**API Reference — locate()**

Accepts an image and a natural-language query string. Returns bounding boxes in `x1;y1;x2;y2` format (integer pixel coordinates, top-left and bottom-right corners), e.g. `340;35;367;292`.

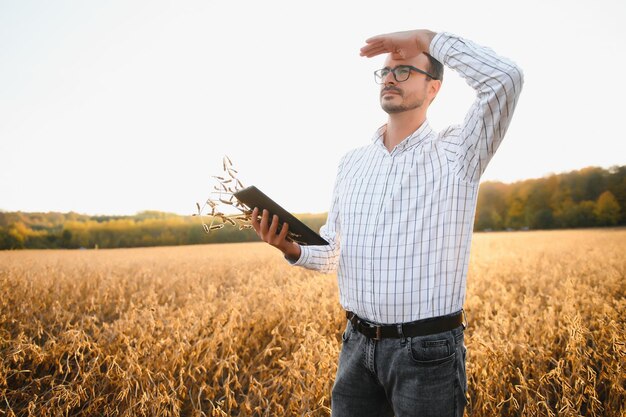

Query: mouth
381;88;402;98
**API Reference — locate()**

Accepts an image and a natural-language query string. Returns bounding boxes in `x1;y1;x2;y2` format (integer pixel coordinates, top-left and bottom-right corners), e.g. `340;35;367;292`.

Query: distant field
1;229;625;416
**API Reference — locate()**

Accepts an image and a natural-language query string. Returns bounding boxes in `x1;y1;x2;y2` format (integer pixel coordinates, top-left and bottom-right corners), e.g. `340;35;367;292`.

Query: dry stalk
1;229;625;415
193;155;305;243
193;156;252;234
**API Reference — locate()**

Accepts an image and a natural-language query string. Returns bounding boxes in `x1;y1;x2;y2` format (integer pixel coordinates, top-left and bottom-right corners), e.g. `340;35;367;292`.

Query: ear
428;79;442;103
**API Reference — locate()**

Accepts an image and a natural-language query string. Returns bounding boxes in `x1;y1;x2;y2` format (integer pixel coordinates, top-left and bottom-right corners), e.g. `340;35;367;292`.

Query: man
251;29;523;417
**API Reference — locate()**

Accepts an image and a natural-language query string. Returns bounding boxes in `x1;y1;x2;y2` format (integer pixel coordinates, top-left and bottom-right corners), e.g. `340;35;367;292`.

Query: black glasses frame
374;65;438;84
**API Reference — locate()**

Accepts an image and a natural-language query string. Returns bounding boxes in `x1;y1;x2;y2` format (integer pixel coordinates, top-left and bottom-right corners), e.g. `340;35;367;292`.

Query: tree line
475;165;624;231
0;166;623;250
0;210;327;250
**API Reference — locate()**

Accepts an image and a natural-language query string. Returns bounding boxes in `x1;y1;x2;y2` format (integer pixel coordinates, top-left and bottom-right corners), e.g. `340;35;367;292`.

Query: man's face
379;53;434;114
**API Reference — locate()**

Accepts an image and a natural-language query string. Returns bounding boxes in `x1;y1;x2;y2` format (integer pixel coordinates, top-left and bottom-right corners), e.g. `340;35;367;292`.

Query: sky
1;0;625;216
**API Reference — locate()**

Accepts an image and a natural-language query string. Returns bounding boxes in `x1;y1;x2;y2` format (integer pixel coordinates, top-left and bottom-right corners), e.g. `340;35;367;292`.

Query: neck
383;110;427;152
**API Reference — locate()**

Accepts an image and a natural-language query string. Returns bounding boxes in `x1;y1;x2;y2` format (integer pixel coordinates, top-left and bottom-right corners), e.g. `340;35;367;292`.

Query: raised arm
361;29;524;183
431;32;524;182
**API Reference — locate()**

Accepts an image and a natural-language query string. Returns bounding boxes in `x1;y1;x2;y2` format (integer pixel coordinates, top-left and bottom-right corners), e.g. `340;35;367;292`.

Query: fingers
360;47;388;58
268;214;287;247
360;30;426;59
250;207;269;237
278;221;289;242
268;214;279;237
251;207;260;233
360;40;388;57
363;34;387;46
260;208;270;234
250;207;287;248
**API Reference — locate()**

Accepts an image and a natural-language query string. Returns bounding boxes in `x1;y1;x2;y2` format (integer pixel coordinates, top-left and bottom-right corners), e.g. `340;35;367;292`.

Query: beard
380;87;425;114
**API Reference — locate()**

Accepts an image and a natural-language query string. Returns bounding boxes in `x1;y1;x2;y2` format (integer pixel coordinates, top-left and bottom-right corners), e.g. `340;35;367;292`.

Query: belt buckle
372;325;382;341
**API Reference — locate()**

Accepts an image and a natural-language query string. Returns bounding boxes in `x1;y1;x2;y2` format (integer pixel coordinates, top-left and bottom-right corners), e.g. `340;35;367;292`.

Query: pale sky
1;0;625;216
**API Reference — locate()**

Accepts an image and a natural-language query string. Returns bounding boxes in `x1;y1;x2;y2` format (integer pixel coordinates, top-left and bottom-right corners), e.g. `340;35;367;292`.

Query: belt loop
397;323;404;338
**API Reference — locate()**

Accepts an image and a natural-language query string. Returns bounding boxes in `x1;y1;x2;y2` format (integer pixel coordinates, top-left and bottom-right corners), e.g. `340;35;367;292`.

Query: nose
382;70;396;85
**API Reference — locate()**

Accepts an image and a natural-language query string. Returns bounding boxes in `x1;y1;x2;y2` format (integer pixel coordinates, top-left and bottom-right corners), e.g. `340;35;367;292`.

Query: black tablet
233;185;329;246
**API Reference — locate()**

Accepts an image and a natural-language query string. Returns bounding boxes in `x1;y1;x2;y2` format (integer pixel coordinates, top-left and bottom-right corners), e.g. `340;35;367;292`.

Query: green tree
524;180;555;229
505;198;526;229
529;209;554;229
61;229;73;248
476;182;507;230
594;191;621;226
573;201;597;227
7;222;27;249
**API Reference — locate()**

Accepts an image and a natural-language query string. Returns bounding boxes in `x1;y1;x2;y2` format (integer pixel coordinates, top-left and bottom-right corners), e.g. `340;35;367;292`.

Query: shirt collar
371;120;434;154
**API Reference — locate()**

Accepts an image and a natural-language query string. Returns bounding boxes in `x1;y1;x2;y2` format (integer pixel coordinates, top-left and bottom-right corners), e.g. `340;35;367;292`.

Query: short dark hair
425;53;444;82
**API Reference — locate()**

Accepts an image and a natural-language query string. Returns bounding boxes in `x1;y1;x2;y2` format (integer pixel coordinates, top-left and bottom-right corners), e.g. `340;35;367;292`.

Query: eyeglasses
374;65;438;84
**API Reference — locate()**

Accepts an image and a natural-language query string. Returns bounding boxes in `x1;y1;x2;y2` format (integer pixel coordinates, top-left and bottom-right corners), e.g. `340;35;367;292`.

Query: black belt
346;310;465;340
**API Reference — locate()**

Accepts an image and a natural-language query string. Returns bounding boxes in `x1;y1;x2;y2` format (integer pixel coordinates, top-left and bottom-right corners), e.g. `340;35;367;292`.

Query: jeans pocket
457;344;469;405
407;336;455;366
341;320;354;343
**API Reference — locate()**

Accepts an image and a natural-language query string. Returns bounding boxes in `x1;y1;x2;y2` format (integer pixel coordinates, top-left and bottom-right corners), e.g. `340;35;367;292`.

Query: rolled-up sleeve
284;154;345;273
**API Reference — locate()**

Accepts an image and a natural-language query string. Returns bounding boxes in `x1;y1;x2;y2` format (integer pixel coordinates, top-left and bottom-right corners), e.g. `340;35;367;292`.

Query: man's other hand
360;29;436;60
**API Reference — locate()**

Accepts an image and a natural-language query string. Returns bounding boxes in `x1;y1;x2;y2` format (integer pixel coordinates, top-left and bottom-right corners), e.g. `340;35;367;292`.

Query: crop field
1;228;625;416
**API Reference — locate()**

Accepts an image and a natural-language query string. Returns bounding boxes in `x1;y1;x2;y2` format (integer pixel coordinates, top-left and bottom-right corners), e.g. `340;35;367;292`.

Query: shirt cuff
429;31;459;66
284;244;310;266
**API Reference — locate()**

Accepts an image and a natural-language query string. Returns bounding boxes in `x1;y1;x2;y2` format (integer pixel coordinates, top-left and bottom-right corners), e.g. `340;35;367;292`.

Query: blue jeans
331;316;468;417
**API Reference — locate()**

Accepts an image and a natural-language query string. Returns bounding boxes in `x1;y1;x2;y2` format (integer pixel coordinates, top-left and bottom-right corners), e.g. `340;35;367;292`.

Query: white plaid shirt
288;31;524;324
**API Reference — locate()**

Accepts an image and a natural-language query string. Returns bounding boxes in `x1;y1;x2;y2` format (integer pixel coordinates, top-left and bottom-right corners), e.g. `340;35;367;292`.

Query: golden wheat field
1;228;625;417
